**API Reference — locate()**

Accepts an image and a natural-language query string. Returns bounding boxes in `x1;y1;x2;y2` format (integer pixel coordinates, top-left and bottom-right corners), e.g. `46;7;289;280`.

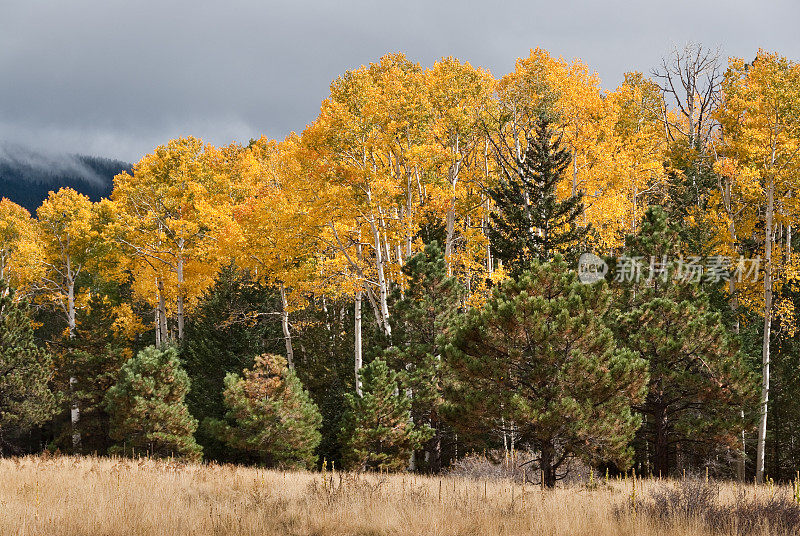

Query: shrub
620;477;800;535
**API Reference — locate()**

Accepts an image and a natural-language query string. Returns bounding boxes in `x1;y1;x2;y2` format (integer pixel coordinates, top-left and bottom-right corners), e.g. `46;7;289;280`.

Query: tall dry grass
0;455;792;535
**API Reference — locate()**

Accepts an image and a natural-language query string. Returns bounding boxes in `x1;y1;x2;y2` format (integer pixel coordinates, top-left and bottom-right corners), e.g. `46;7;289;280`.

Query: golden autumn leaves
0;48;797;355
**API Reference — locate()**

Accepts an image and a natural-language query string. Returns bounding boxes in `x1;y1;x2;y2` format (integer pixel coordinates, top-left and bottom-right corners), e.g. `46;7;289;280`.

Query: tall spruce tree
339;358;433;472
444;257;648;487
206;354;322;469
105;346;202;461
488;116;588;273
0;281;57;453
385;241;461;472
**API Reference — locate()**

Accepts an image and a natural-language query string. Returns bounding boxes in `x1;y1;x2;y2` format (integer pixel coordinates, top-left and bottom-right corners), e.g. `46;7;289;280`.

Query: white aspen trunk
739;409;746;482
413;165;426;205
572;148;578;196
445;206;456;275
70;376;80;450
756;175;775;484
280;283;294;369
66;261;76;338
370;216;391;338
393;207;403;266
501;415;509;456
484;200;492;274
157;277;168;345
176;250;185;341
153;275;162;346
354;233;364;396
444;136;460;275
65;256;81;451
0;256;11;297
408;386;416;471
352;227;387;334
354;288;363;396
154;306;161;347
406;172;413;258
364;174;391;337
484;141;493;274
67;285;76;335
382;219;392;272
322;295;334;360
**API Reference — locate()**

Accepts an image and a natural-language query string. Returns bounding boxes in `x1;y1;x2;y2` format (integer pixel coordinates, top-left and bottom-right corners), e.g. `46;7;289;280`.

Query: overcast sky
1;1;798;163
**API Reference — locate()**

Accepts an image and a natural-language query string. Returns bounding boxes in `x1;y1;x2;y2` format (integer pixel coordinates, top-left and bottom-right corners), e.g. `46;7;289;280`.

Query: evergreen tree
51;292;130;454
385;241;461;471
444;257;647;487
339;358;432;472
615;294;756;477
291;295;357;469
181;266;283;461
0;281;57;453
610;206;758;476
488;116;589;272
105;345;201;461
207;354;322;469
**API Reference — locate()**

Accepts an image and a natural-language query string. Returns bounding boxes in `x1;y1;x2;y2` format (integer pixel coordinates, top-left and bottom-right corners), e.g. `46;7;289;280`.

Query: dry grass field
0;455;797;536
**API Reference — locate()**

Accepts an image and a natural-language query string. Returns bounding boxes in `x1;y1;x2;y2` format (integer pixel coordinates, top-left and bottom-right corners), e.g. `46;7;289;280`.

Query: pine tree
340;359;433;472
105;346;201;461
610;206;757;476
488;116;589;273
206;354;322;469
614;293;757;477
0;281;56;453
385;241;461;471
181;267;284;462
50;291;131;454
444;257;647;487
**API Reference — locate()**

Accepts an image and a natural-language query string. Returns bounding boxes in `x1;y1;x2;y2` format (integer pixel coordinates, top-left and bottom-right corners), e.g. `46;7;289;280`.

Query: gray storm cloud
1;0;798;162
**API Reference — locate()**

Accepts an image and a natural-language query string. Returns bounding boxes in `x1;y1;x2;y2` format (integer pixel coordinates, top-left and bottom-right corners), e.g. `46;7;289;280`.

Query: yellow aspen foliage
35;188;103;336
0;198;43;292
109;137;236;342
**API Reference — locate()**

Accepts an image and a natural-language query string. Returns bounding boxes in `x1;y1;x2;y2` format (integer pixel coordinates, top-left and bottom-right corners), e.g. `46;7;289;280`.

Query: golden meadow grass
0;455;792;535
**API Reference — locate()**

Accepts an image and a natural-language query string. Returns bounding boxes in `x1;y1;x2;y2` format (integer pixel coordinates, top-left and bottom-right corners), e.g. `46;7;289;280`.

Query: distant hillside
0;145;130;213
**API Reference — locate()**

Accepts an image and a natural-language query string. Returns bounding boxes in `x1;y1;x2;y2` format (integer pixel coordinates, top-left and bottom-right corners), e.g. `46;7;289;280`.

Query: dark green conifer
385;241;461;471
444;257;647;487
207;354;321;469
0;281;57;452
340;359;432;472
488;116;588;272
105;345;201;461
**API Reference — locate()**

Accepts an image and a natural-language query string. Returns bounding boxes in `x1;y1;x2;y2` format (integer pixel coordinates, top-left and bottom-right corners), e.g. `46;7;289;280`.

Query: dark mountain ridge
0;145;130;213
